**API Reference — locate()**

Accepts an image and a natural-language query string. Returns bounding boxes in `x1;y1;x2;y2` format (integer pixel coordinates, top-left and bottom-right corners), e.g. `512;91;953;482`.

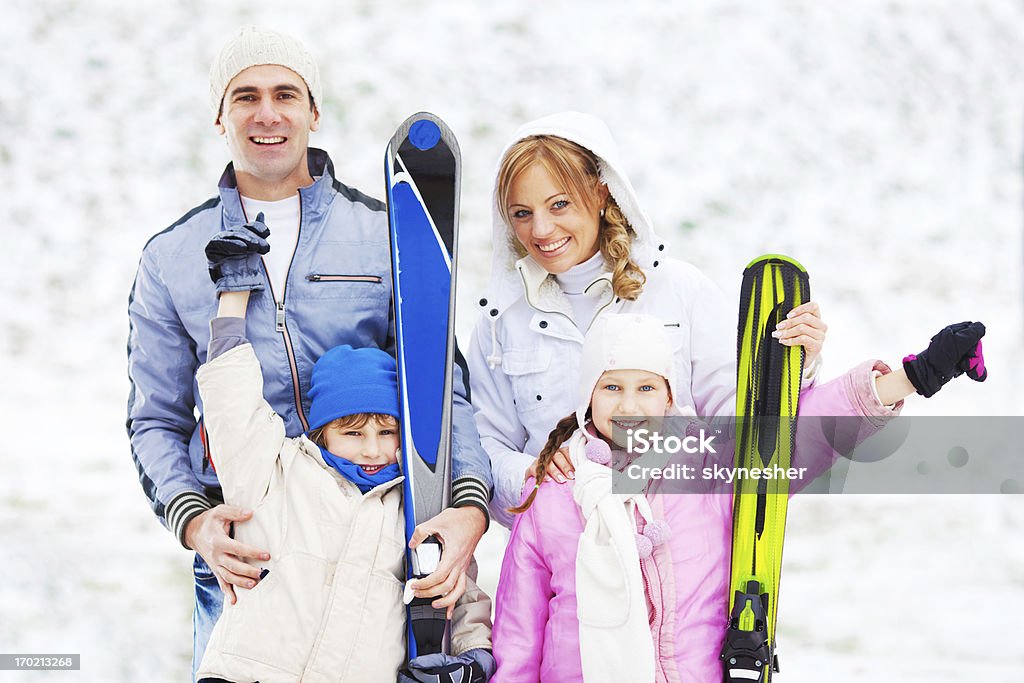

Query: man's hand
184;504;270;605
407;506;487;618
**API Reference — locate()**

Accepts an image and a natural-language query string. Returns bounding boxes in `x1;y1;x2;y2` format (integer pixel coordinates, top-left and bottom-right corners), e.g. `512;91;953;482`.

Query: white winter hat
209;25;322;121
575;313;678;431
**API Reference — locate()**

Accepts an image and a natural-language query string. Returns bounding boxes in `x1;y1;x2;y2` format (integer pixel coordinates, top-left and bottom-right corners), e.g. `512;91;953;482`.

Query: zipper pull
276;302;286;332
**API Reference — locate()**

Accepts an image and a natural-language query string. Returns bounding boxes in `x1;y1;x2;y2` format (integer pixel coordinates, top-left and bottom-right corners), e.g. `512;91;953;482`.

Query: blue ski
385;112;460;660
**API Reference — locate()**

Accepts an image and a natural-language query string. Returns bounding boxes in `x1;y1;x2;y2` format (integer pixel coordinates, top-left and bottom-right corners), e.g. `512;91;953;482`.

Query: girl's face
506;163;608;275
323;416;400;474
590;369;672;448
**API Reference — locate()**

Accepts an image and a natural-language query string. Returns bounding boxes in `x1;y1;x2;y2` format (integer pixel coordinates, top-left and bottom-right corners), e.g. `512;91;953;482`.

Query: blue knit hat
307;345;400;431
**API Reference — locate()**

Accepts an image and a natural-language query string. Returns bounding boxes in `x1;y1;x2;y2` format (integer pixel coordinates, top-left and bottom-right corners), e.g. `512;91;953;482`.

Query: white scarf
570;430;657;683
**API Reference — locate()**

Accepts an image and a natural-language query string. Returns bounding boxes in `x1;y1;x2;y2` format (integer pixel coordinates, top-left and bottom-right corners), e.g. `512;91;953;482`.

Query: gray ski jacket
127;149;491;546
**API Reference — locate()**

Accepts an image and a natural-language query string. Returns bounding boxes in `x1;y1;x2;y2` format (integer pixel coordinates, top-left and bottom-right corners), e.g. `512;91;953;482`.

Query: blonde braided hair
508;411;581;514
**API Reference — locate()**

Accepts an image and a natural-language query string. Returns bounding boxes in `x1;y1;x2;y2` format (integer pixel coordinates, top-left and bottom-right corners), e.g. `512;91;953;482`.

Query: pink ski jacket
492;359;901;683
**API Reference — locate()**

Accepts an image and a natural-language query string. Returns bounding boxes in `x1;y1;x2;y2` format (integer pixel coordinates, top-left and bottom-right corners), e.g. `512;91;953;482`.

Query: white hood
486;111;668;312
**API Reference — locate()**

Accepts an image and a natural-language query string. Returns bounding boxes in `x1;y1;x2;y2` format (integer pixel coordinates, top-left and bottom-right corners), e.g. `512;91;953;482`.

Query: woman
467;111;830;527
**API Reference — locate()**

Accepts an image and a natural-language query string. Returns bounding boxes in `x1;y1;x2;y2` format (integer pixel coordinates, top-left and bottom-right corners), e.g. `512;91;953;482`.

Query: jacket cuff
489;450;534;530
452;477;490;531
801;353;822;389
166;490;214;550
207;317;249;360
210;315;247;341
215;269;264;294
849;359;904;424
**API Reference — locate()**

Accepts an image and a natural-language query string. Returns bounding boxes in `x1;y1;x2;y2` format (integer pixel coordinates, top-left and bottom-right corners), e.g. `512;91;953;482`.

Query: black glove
205;212;271;293
398;649;495;683
903;321;987;398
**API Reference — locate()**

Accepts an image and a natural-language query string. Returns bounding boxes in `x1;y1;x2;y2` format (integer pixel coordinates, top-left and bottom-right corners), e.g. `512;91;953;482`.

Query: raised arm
184;214;274;603
790;320;988;492
216;290;250;319
884;321;987;402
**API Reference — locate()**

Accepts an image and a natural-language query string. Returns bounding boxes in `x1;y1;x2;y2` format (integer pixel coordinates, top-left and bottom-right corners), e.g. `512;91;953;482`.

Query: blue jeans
192;554;224;682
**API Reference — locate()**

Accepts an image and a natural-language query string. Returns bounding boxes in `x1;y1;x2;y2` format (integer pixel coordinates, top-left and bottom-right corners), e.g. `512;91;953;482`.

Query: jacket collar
515;256;614;321
516;256;553;305
216;147;336;226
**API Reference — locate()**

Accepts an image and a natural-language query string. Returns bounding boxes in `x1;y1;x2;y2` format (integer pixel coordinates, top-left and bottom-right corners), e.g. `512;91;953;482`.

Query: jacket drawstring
487;314;502;369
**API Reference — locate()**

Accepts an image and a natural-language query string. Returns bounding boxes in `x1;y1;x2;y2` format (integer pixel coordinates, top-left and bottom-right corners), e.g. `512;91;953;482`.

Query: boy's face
323;416;400;473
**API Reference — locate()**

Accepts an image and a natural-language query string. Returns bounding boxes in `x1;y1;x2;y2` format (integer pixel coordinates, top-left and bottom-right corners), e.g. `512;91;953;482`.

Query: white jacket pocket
500;348;554;414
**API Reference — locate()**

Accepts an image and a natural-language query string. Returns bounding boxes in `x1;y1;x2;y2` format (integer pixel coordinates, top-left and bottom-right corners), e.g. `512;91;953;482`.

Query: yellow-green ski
720;255;810;683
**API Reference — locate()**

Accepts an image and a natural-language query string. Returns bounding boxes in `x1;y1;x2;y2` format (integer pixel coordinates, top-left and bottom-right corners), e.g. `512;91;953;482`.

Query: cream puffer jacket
196;343;493;682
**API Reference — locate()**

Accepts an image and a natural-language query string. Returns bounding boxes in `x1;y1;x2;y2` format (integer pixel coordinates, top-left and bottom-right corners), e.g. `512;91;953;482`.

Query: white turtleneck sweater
554;250;613;332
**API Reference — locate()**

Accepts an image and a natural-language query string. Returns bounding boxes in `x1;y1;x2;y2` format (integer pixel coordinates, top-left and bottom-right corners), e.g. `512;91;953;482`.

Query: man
127;26;491;679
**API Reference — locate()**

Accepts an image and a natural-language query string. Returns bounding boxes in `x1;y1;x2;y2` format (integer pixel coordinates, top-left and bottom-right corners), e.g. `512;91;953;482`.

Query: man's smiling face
215;64;319;199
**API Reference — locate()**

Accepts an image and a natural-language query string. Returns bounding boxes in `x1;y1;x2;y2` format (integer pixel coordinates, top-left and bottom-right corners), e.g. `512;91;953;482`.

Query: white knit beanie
209;25;322;121
575;313;679;431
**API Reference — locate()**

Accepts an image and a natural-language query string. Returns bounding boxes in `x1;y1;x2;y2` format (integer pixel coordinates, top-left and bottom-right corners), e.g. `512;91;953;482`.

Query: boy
195;218;494;682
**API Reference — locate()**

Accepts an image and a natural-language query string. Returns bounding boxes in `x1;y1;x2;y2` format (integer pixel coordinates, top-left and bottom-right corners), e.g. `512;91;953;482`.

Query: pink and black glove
205;212;270;293
903;321;987;398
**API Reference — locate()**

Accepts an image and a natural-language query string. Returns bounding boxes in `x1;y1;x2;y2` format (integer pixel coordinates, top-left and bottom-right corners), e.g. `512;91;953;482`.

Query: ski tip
409;119;442;151
387;111;461;158
743;253;807;274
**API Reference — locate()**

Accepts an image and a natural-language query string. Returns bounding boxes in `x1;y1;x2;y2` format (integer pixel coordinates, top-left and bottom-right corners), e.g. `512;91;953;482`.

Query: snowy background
2;0;1023;680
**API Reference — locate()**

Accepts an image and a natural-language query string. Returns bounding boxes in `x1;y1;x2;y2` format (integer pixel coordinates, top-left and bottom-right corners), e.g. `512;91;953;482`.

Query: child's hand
524;446;574;485
903;321;987;397
205;212;271;294
772;301;827;368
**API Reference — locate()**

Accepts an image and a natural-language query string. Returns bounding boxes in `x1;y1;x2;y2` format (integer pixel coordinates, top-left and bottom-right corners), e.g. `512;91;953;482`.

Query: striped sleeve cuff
166;490;214;550
452;476;491;531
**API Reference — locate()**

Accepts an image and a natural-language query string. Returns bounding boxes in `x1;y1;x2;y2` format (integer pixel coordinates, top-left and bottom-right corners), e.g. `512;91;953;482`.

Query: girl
491;313;985;682
195;220;495;682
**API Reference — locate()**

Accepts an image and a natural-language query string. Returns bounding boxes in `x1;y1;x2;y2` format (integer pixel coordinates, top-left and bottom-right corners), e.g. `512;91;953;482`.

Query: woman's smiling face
506;163;607;275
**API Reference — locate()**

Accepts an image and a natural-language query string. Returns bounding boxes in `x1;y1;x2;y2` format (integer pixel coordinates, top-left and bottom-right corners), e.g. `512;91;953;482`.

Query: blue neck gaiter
317;446;401;494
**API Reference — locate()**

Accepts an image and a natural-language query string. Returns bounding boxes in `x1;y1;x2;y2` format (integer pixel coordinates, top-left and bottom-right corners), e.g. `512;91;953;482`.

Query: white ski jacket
468;112;737;528
196;335;492;682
